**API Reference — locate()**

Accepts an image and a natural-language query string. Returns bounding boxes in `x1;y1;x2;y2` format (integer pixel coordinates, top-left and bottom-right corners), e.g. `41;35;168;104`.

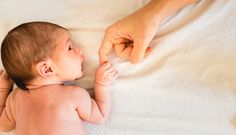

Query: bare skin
99;0;199;64
0;69;13;114
0;30;118;135
0;69;14;131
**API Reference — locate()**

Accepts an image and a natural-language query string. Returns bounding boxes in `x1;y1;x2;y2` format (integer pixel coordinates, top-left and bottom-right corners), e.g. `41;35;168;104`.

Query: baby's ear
35;59;56;78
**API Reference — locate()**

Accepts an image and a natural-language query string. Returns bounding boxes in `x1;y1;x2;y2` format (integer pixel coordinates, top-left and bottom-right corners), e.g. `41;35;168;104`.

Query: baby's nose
81;56;84;62
79;50;82;55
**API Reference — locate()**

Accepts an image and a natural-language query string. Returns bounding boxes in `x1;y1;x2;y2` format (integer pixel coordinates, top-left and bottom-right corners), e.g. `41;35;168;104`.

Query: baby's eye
68;46;72;51
68;44;73;51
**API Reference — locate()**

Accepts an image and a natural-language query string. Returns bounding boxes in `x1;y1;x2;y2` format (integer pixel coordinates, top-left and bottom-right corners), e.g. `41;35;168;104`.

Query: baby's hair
1;21;67;90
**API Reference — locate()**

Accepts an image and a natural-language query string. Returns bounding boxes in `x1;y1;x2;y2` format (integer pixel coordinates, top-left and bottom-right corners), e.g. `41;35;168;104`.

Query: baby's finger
110;69;117;76
113;70;119;78
106;66;114;73
111;67;116;73
101;61;112;70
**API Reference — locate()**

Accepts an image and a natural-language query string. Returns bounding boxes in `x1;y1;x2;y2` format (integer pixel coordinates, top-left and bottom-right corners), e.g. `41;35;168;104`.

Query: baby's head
1;22;84;90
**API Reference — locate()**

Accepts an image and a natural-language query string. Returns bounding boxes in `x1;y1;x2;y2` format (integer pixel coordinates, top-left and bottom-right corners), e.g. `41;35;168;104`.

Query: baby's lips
81;62;84;70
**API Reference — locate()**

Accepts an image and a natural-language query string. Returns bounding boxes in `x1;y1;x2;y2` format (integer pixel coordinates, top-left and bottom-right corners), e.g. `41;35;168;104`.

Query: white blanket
0;0;235;135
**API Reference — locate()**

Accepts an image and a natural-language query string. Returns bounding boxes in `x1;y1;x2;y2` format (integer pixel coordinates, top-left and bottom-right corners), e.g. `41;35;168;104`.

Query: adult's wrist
149;0;198;23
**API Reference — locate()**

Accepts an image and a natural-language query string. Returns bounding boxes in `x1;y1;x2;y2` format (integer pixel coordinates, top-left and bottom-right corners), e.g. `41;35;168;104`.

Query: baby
0;22;118;135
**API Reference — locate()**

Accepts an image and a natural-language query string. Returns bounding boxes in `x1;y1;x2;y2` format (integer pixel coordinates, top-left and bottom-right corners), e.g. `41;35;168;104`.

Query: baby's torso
12;85;85;135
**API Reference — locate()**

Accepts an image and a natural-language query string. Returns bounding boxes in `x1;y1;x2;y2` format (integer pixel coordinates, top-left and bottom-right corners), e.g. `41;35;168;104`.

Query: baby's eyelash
68;45;72;51
68;42;74;51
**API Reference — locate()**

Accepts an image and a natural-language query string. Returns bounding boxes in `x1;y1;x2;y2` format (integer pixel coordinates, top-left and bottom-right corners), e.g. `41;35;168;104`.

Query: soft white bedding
0;0;236;135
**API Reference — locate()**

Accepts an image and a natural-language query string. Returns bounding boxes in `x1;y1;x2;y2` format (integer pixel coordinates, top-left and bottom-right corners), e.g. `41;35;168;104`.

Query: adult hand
99;0;199;64
99;2;158;64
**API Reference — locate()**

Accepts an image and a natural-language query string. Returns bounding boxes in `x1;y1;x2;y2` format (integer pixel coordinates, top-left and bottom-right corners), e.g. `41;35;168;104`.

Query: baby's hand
0;69;13;90
95;62;118;86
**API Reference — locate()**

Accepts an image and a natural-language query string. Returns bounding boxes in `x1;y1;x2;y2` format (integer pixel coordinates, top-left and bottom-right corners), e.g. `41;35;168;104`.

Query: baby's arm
0;70;15;131
75;62;118;123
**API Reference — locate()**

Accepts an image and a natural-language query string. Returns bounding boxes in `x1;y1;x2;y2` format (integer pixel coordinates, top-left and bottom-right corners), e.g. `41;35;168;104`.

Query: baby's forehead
55;29;70;41
57;28;69;36
53;29;71;48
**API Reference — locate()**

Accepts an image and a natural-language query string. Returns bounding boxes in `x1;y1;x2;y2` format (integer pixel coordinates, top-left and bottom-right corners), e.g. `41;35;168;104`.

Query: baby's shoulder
59;85;91;108
62;85;88;97
62;85;90;102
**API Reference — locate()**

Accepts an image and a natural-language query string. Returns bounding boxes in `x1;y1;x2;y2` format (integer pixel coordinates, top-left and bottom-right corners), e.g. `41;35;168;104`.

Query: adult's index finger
99;33;113;65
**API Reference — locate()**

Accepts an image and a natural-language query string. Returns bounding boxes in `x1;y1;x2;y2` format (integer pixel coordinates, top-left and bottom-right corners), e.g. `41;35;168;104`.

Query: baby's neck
26;77;64;90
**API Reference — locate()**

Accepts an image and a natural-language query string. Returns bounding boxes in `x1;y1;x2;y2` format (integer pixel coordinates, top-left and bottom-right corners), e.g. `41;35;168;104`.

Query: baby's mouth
81;62;84;71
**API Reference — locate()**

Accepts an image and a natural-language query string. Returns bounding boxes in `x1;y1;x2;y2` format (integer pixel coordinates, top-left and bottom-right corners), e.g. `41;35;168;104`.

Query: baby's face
51;30;84;81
